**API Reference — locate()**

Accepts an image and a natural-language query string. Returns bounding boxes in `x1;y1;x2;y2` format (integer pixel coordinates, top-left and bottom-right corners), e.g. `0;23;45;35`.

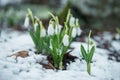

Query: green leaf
61;46;68;57
116;28;120;34
66;9;71;24
35;26;40;40
29;31;37;45
88;46;95;62
81;45;88;61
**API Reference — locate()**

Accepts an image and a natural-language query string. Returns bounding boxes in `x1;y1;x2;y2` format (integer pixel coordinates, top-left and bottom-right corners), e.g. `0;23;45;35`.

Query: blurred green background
0;0;120;31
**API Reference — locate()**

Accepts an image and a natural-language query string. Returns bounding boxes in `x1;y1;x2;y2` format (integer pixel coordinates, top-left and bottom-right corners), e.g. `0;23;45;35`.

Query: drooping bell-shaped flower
41;28;46;37
55;24;62;34
47;24;54;36
69;17;75;27
33;22;38;32
49;39;53;50
24;16;29;28
115;34;120;40
72;27;77;38
62;34;69;46
76;27;82;36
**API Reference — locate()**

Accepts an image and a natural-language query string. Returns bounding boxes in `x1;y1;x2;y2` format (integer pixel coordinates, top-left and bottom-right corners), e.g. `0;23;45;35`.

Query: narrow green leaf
116;28;120;34
61;46;68;57
88;46;95;62
35;26;40;40
81;45;88;61
66;9;71;24
30;31;42;52
48;12;56;20
29;31;37;45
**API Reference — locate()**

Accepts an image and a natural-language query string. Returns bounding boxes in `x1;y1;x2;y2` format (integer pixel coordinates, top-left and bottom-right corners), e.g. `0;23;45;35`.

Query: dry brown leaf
10;50;29;58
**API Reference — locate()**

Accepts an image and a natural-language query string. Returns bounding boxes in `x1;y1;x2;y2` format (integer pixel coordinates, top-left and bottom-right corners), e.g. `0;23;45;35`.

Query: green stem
59;61;63;69
87;63;91;75
54;62;58;68
88;30;91;53
28;9;34;25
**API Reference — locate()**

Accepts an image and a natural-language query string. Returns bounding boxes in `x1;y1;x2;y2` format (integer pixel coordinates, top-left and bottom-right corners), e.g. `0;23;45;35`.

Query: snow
0;29;120;80
111;41;120;53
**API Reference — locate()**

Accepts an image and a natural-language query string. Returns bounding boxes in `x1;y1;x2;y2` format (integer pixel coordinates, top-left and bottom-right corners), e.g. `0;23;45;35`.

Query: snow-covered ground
0;29;120;80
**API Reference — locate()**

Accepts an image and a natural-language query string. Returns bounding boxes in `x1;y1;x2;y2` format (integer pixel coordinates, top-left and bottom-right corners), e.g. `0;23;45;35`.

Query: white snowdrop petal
55;25;63;34
47;24;54;36
69;17;75;27
49;39;53;50
72;28;77;38
41;28;46;37
115;34;120;40
55;27;58;34
34;22;38;32
24;16;29;28
58;25;62;33
77;27;82;36
63;34;69;46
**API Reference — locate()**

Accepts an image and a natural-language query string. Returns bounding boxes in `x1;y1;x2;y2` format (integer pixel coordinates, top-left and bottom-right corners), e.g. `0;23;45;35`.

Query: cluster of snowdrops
24;9;95;75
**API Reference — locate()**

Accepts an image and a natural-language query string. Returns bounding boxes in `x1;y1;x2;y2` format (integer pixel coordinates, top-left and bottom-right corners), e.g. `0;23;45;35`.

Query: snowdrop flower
76;27;82;36
41;28;46;37
62;34;69;46
34;22;38;32
115;33;120;40
72;27;77;38
47;24;54;36
55;24;62;34
69;17;75;27
49;39;53;50
24;16;29;28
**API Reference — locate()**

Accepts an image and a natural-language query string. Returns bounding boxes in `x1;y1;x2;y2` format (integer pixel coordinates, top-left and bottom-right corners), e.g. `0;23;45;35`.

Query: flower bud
24;16;29;28
55;24;62;34
76;27;82;36
72;27;77;38
41;28;46;37
34;22;38;32
47;24;54;36
69;17;75;27
62;34;69;46
49;39;53;50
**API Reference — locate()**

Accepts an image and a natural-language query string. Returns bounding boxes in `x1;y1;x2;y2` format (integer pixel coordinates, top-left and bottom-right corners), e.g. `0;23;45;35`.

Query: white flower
62;34;69;46
115;33;120;40
76;27;82;36
69;17;75;27
41;28;46;37
49;39;53;50
47;24;54;36
72;27;77;38
55;24;62;34
34;22;38;32
24;16;29;28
